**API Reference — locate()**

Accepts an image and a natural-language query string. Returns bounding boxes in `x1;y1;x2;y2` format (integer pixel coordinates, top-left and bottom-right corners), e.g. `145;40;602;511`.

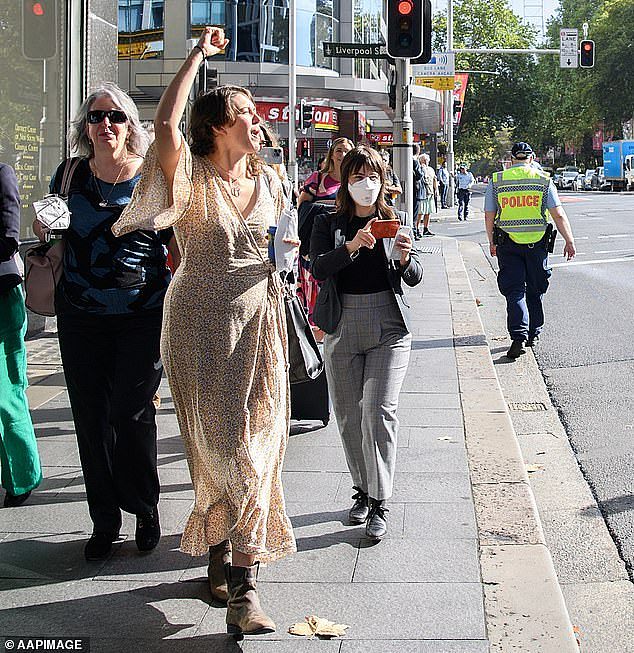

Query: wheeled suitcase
290;370;330;426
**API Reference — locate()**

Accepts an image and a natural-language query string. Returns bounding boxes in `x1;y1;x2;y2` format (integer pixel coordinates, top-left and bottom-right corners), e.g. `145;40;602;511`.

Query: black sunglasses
87;109;128;124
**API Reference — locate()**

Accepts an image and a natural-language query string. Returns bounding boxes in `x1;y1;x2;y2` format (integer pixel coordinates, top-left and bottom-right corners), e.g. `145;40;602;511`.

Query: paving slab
403;502;477;539
195;582;486;641
353;537;480;583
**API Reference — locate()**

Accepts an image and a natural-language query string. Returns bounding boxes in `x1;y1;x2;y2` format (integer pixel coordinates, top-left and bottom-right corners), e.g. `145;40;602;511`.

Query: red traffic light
579;39;595;68
398;0;413;15
32;2;45;15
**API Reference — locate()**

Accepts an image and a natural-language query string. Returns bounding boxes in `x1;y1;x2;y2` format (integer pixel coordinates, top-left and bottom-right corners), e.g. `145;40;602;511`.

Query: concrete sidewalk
0;239;577;652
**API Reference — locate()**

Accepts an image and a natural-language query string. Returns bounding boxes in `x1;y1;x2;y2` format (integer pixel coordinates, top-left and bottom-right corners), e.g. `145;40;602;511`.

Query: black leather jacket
310;210;423;332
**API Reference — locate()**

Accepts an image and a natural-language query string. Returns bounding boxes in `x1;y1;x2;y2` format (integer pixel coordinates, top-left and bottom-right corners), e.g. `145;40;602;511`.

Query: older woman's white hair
68;82;151;158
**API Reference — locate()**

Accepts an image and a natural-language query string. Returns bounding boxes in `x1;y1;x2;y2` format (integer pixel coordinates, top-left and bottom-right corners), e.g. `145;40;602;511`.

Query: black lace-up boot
348;487;369;525
365;499;388;540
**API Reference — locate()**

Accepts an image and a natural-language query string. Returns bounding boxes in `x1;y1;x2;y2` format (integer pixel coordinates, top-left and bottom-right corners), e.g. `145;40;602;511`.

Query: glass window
119;0;164;60
1;2;67;240
191;0;224;25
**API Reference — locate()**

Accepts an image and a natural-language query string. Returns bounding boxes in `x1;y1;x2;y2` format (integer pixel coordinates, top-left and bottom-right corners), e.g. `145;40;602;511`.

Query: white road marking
553;256;634;268
597;234;631;239
593;248;634;254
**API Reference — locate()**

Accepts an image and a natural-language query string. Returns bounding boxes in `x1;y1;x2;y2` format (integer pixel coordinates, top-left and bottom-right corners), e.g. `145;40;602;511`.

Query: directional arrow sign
560;28;578;68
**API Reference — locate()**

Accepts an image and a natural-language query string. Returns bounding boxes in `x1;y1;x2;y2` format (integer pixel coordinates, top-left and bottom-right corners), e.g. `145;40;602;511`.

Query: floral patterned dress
112;141;296;562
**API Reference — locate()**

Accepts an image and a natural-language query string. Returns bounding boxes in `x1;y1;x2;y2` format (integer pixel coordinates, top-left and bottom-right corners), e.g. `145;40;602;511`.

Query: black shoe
85;532;118;561
348;487;369;525
413;228;422;241
423;228;434;237
136;508;161;552
527;335;540;347
3;490;32;508
507;340;526;359
365;499;388;541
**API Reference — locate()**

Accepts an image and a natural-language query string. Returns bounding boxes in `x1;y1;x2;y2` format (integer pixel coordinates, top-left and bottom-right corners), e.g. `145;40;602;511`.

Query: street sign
414;76;455;91
323;42;387;59
560;28;578;69
412;52;455;76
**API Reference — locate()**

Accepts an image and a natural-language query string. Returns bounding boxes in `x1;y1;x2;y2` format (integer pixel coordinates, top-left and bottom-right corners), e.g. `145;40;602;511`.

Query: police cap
511;142;534;159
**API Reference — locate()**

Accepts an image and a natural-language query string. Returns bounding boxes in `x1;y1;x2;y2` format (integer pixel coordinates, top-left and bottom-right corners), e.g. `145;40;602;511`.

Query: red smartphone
370;219;400;239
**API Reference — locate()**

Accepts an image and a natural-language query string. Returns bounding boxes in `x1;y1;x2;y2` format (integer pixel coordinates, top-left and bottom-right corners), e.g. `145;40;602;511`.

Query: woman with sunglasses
311;146;423;541
112;27;297;635
33;83;177;561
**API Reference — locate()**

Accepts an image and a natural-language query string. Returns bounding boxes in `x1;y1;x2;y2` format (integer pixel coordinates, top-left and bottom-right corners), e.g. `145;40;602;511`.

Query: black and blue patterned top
50;158;172;315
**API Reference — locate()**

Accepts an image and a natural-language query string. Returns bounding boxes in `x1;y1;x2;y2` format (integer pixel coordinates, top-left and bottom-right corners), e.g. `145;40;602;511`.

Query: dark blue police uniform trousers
496;238;552;341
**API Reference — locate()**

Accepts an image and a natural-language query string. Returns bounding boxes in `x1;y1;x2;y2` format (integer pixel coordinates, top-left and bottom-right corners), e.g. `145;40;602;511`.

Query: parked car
593;166;609;190
558;168;581;190
553;168;564;188
582;169;596;190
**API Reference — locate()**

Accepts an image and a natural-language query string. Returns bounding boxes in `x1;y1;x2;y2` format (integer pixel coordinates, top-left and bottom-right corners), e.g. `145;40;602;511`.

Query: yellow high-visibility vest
493;166;550;244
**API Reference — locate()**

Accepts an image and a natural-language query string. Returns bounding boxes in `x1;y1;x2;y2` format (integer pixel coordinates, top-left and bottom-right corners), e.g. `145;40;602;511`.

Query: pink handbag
24;240;65;317
24;158;78;316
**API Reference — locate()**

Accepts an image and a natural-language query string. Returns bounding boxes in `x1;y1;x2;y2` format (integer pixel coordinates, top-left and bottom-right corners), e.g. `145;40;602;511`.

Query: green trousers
0;285;42;495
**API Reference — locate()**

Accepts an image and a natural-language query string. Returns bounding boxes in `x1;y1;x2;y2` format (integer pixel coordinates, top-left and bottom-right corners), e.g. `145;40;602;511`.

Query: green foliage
433;0;538;164
526;0;634;165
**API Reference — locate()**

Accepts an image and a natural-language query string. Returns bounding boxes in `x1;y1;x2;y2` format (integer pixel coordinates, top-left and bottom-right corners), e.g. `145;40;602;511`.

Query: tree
433;0;538;163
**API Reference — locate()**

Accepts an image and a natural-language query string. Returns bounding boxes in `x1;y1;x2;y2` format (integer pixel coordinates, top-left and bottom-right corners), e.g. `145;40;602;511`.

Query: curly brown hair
336;146;395;221
188;85;261;175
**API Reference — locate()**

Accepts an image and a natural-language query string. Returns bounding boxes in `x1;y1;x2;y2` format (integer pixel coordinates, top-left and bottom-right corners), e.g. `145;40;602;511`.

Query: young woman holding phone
310;146;423;540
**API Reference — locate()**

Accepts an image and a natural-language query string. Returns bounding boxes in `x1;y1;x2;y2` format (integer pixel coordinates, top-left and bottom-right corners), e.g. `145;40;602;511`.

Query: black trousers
57;309;163;534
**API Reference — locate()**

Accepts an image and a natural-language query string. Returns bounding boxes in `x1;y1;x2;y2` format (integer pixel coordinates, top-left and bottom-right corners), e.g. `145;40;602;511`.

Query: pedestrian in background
0;162;42;508
437;162;449;208
113;27;296;636
259;122;294;204
418;153;437;236
380;149;402;206
297;137;353;328
456;163;475;220
32;84;174;561
311;146;423;541
412;143;425;239
484;142;576;359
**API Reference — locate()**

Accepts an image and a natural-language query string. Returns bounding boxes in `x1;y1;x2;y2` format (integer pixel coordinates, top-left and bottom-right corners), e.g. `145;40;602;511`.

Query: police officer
484;142;576;359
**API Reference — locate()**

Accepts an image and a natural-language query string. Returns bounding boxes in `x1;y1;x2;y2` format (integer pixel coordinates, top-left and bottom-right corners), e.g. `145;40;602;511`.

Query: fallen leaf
288;622;314;637
525;464;545;473
289;615;349;639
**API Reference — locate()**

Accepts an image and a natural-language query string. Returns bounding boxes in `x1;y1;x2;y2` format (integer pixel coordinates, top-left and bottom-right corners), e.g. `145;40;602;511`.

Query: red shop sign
368;132;421;143
255;103;339;131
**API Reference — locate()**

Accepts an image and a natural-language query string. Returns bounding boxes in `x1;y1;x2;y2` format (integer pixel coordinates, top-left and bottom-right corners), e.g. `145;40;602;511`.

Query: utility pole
393;58;414;227
445;0;455;208
287;0;298;191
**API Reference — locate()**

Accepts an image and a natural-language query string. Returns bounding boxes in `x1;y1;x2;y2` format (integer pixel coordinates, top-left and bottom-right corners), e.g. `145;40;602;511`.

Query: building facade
117;0;441;177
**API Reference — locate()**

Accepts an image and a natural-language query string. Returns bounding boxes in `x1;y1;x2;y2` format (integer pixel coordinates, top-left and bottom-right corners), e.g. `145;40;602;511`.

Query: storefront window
118;0;164;61
0;1;67;240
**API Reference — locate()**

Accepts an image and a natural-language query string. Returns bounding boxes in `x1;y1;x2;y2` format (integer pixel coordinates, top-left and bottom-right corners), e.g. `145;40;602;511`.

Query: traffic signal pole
393;58;414;227
287;0;298;191
445;0;454;208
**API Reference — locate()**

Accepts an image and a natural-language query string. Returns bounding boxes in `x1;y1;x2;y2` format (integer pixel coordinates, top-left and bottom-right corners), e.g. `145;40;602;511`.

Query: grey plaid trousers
324;291;411;501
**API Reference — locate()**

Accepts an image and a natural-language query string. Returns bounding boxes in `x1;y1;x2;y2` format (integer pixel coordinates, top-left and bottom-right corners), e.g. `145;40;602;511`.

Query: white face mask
348;177;382;207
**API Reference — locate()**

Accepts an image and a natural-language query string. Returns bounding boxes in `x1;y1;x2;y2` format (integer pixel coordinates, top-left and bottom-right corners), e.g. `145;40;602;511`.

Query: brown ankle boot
207;540;231;603
225;562;275;634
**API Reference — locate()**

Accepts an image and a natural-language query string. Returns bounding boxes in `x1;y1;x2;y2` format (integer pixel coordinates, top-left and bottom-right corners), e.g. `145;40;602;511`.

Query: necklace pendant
231;185;241;197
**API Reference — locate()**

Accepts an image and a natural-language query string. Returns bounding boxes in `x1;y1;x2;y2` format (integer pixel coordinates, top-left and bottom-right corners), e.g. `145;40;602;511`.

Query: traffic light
300;100;313;130
387;0;431;59
22;0;57;60
579;39;595;68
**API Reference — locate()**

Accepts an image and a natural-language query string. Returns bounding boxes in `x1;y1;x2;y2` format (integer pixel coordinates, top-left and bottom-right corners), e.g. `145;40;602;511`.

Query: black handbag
312;276;342;334
284;283;324;384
